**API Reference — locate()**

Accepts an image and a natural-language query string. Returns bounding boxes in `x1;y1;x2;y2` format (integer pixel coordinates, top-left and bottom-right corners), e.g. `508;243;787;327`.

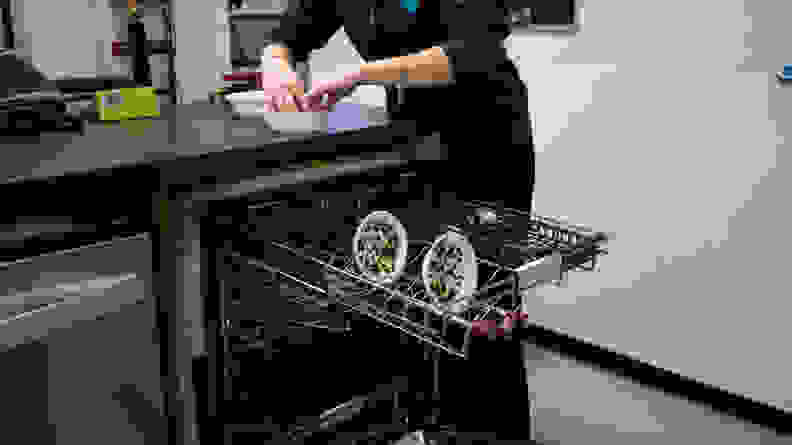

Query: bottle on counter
128;7;152;86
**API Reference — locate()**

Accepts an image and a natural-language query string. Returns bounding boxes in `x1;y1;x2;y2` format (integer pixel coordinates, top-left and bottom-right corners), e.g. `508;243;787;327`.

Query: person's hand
300;67;367;112
256;69;305;112
471;312;526;339
223;66;305;112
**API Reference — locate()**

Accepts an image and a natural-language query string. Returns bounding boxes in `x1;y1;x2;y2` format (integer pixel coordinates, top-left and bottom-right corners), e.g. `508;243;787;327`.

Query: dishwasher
200;162;611;444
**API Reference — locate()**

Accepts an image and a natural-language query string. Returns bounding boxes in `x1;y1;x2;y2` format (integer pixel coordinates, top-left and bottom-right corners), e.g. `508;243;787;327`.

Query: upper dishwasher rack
225;199;611;358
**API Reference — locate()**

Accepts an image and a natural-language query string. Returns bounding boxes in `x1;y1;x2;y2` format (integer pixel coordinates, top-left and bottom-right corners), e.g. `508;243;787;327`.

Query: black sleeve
269;0;344;63
438;0;511;78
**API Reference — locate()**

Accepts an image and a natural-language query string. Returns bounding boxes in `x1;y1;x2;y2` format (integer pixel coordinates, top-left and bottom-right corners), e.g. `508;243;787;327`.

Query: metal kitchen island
1;100;610;445
0;102;434;445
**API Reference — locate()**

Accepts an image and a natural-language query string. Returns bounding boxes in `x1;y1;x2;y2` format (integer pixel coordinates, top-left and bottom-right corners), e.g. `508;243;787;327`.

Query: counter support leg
152;191;200;445
200;205;229;445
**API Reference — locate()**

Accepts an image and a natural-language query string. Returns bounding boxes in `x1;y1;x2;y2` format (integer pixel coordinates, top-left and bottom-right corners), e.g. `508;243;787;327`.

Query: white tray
226;91;329;133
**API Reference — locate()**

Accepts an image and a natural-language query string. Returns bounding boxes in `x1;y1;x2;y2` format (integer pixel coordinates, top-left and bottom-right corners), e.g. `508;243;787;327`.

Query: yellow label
431;279;448;297
377;256;393;273
96;87;160;121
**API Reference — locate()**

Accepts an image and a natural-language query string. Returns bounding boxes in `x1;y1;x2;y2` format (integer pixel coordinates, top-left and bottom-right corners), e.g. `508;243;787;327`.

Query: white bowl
225;90;270;104
226;91;328;133
422;230;478;314
352;211;409;285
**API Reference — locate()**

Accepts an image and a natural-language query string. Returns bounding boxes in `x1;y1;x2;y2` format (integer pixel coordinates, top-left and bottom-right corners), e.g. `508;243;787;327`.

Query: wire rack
228;200;610;359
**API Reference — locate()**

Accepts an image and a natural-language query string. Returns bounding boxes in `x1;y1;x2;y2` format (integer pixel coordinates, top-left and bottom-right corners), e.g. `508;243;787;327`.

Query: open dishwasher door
203;155;609;444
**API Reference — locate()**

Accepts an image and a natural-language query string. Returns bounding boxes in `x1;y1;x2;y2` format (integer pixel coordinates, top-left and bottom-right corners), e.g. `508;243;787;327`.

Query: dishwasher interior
204;162;611;444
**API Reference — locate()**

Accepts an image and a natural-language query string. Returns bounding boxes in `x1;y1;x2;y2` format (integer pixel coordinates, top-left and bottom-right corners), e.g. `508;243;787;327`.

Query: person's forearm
359;46;454;87
263;43;297;75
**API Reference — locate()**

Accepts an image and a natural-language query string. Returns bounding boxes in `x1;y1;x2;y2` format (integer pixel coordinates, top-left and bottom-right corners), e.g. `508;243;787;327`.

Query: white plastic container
225;91;328;133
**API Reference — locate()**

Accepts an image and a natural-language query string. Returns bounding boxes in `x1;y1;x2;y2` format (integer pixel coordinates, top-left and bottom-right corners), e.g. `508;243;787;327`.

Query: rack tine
485;268;500;285
400;301;411;318
461;323;474;358
287;320;351;333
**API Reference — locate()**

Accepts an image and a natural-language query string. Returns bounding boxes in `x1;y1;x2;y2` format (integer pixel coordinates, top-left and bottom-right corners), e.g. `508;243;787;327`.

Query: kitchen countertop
0;102;401;186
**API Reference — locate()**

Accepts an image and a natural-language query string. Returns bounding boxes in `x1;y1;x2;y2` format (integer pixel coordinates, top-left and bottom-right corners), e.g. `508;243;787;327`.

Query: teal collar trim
401;0;419;14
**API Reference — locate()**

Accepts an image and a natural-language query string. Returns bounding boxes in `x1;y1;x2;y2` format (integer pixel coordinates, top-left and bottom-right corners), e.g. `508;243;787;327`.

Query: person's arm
262;43;304;92
358;0;510;87
263;43;297;75
258;44;304;111
359;46;454;87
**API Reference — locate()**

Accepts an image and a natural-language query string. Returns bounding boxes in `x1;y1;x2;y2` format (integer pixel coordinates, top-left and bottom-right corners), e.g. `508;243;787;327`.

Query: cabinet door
46;298;164;445
0;340;54;443
0;237;163;445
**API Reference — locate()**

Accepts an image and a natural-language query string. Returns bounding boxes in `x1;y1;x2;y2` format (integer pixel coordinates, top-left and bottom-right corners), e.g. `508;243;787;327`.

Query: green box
95;87;159;121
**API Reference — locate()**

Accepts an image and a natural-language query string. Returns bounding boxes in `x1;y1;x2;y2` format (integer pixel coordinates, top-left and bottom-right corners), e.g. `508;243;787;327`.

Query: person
259;0;535;442
259;0;534;213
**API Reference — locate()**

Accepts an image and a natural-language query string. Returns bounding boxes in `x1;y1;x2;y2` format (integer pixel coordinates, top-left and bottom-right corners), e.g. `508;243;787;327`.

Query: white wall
309;0;792;414
510;0;792;413
12;0;125;78
12;0;230;103
170;0;229;103
0;7;6;49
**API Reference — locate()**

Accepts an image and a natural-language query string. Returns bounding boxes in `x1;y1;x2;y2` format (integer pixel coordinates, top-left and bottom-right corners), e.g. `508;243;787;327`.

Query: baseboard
521;323;791;434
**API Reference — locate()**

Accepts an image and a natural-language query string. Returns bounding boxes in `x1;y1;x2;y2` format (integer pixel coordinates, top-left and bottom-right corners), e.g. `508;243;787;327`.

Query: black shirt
272;0;535;211
270;0;511;74
269;0;522;117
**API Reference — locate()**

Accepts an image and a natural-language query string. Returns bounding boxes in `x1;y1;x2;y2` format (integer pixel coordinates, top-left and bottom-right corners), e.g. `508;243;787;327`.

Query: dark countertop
0;102;405;186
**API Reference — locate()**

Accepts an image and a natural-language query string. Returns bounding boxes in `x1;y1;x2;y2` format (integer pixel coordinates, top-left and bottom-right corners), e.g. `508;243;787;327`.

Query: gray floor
521;343;790;445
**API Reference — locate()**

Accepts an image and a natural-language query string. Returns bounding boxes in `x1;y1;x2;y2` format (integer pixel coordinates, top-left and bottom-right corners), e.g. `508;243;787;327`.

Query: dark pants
344;302;531;441
380;65;534;441
401;331;533;442
340;316;532;441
